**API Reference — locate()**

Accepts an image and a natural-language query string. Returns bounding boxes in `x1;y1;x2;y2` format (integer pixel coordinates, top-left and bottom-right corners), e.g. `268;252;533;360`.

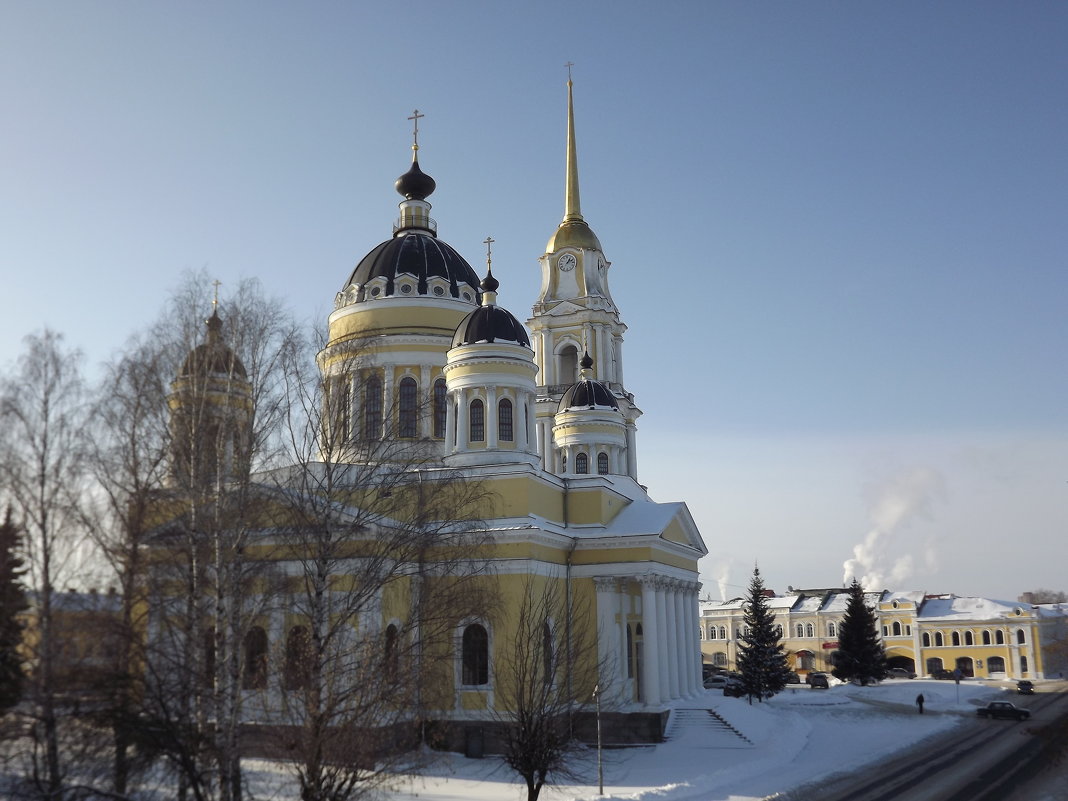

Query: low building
700;588;1068;681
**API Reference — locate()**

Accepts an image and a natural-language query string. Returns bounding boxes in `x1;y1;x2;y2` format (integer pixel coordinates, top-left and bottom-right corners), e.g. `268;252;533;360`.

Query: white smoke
701;557;737;601
843;466;947;591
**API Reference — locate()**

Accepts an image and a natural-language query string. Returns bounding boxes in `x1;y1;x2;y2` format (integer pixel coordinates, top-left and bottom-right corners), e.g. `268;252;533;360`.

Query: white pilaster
655;578;670;704
665;581;679;699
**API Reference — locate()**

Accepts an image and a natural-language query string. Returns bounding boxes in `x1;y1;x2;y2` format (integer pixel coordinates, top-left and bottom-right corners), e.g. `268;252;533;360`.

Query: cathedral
153;78;708;751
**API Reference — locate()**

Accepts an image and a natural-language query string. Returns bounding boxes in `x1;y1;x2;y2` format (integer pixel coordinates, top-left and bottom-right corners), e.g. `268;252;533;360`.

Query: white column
693;584;703;692
419;365;431;438
640;577;661;707
595;578;620;700
445;394;457;453
617;580;631;704
655;578;670;704
517;394;529;452
626;424;638;480
486;387;498;448
383;369;395;437
454;390;468;449
665;581;679;700
673;583;689;696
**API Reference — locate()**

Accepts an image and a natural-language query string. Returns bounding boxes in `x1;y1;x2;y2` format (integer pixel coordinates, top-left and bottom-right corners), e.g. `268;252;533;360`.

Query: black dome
179;314;247;378
345;232;481;299
558;378;618;412
452;305;531;348
395;158;436;201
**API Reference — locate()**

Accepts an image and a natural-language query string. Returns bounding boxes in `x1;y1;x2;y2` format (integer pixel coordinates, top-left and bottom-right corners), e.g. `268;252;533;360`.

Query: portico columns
665;580;680;699
639;577;661;707
594;577;621;700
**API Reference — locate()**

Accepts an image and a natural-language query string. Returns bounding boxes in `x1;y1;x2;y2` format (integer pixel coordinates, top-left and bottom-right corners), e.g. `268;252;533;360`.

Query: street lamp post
594;683;603;795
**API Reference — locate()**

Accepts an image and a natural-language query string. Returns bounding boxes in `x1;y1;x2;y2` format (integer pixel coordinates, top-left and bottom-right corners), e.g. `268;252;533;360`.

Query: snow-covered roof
918;595;1022;621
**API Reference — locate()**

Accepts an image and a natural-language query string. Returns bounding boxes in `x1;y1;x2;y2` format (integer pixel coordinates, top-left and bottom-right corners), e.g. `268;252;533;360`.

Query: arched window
362;375;383;440
798;651;816;670
542;621;554;685
284;626;311;691
776;624;783;637
243;626;268;690
597;451;610;475
719;626;726;639
498;398;513;441
707;626;716;640
1016;629;1026;645
922;632;931;647
965;631;974;646
398;377;417;438
469;400;485;442
461;624;488;686
987;655;1005;673
828;622;836;637
796;624;804;638
433;378;447;438
383;624;399;679
713;652;728;667
995;630;1005;645
576;453;589;474
935;632;944;647
558;345;578;384
892;621;902;636
951;631;961;646
805;623;814;638
982;630;991;645
1020;655;1029;674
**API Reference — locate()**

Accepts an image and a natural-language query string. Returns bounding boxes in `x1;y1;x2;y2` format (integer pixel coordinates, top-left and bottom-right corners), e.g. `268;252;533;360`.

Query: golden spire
564;63;583;224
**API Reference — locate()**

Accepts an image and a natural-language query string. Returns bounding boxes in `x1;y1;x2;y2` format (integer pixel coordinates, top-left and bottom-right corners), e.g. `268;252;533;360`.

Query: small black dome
345;232;481;299
179;312;247;379
452;305;531;348
558;378;618;412
395;158;436;201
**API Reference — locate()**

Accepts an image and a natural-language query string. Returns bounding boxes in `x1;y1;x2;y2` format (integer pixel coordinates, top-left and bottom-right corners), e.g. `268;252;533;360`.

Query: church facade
149;79;707;751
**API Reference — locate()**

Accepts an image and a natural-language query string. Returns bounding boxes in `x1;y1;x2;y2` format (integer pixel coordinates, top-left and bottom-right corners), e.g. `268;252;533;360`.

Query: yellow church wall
327;304;468;348
660;519;691;547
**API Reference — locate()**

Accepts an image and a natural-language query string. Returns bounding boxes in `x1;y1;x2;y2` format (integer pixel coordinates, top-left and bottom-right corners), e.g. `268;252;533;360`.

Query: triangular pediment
545;300;585;317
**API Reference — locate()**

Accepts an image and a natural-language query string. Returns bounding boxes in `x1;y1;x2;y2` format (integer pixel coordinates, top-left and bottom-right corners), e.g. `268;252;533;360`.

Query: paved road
779;686;1068;801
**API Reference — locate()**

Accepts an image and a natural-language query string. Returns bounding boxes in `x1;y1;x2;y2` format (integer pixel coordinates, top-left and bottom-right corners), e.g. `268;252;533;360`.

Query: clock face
558;253;577;272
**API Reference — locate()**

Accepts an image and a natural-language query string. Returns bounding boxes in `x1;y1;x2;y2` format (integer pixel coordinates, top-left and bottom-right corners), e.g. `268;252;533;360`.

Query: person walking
916;693;925;714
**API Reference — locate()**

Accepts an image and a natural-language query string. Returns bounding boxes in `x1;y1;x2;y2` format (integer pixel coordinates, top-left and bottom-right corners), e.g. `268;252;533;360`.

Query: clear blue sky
2;2;1065;601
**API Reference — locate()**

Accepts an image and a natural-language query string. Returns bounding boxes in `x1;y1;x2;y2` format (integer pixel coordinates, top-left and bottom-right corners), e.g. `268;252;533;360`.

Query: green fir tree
832;578;888;685
736;566;793;702
0;506;27;712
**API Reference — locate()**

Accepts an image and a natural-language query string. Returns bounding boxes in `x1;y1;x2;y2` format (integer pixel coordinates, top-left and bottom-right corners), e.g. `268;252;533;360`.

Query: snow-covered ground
243;678;1041;801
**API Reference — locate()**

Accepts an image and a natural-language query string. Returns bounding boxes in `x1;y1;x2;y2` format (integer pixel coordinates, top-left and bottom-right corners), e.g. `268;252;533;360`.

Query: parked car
887;667;917;679
932;669;955;680
722;679;746;697
786;671;800;684
806;672;830;689
976;701;1030;721
704;675;732;689
1017;680;1035;695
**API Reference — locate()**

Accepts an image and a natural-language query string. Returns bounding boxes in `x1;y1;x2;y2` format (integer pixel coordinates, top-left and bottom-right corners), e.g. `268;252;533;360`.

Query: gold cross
408;109;424;150
211;279;222;311
565;61;574;82
483;236;494;267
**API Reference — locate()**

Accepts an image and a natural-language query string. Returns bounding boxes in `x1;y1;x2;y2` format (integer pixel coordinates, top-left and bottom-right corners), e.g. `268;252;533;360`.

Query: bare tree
137;274;301;801
0;330;90;798
496;577;603;801
262;338;495;801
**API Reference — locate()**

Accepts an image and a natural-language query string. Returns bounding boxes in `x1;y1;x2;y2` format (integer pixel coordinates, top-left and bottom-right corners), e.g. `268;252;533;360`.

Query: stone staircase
664;707;754;748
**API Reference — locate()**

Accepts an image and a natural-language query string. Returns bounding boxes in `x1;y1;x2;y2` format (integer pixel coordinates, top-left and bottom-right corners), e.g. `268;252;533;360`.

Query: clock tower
528;74;641;480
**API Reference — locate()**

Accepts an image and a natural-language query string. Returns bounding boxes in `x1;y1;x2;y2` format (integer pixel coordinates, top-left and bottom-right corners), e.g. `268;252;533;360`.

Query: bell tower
528;71;641;480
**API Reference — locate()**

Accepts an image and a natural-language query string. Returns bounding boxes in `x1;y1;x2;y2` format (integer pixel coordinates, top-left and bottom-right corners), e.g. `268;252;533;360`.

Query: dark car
786;671;801;684
722;678;746;697
887;667;917;679
1017;680;1035;695
977;701;1030;721
806;672;830;689
932;669;955;680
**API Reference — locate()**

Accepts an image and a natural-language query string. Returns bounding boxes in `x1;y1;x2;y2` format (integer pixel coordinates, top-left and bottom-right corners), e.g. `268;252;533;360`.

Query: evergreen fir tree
0;506;27;712
832;578;888;685
736;566;793;702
